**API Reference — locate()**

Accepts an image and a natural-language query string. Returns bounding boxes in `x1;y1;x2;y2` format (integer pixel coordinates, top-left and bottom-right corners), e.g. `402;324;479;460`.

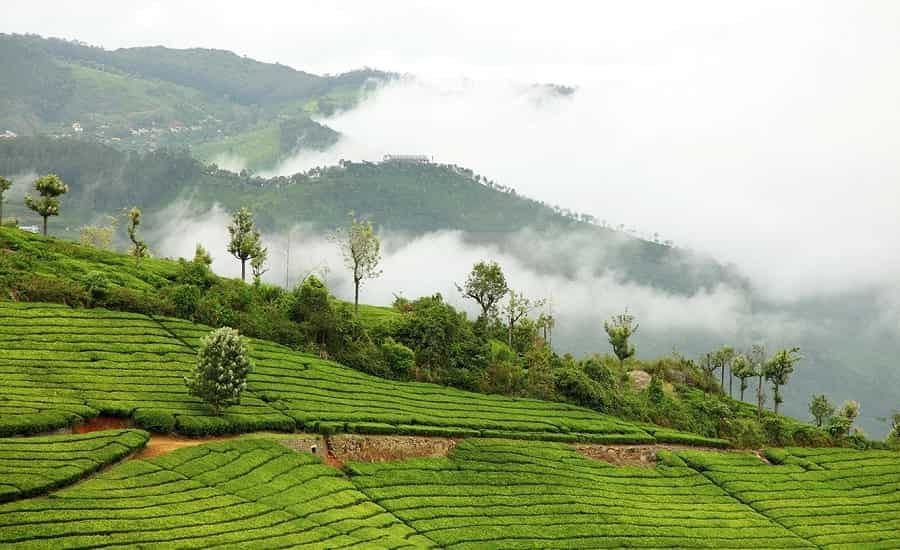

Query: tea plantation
2;436;898;547
0;300;724;446
0;429;148;503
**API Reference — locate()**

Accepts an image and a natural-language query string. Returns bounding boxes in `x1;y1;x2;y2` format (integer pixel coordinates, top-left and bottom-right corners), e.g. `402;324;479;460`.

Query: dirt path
135;434;239;459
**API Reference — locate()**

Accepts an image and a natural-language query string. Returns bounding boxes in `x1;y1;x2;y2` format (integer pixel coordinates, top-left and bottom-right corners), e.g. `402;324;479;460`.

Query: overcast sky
4;1;900;303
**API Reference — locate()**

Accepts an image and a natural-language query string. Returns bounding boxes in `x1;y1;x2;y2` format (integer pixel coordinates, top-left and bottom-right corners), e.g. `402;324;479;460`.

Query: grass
0;429;148;502
192;124;281;170
0;300;726;446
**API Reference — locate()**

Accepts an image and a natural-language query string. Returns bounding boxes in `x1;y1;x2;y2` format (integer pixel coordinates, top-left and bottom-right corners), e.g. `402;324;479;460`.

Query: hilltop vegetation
0;34;387;169
0;227;853;448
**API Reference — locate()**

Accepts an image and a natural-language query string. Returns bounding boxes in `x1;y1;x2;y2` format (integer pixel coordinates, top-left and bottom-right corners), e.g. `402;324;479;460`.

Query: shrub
101;286;173;316
184;327;254;415
169;284;201;319
133;409;176;433
12;275;89;306
380;337;415;378
82;271;110;301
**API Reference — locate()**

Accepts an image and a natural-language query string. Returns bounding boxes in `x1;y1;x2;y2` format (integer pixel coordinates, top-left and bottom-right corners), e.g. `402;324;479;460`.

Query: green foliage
169;284;201;319
808;393;835;427
184;327;254;415
379;337;415;377
603;310;639;364
334;212;382;315
227;207;263;282
764;347;802;414
81;271;110;301
125;206;149;265
0;176;12;226
458;260;508;319
132;409;176;433
23;173;68;235
0;429;148;502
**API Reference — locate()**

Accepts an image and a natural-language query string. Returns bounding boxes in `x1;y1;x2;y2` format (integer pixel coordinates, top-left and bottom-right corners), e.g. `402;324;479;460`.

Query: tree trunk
773;384;780;415
42;216;48;236
739;384;745;401
0;200;3;226
507;320;513;348
354;279;360;317
756;374;764;419
241;259;246;282
720;365;725;391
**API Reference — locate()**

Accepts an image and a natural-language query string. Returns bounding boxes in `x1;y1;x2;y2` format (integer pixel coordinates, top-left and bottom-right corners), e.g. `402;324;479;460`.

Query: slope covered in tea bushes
0;301;724;446
0;429;148;503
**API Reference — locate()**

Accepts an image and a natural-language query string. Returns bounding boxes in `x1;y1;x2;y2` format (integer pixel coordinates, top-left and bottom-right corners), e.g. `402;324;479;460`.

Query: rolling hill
0;34;390;169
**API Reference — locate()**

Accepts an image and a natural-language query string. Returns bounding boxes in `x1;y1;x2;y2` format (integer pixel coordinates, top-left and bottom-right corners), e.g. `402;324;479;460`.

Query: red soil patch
73;416;131;433
574;443;766;467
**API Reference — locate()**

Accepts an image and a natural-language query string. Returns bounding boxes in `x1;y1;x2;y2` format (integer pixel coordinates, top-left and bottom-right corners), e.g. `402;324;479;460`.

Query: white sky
3;1;900;301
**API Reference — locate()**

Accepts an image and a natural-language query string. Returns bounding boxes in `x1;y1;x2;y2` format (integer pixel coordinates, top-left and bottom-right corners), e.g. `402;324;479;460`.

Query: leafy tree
887;412;900;445
334;212;382;316
536;312;555;346
502;290;545;348
764;347;801;415
227;207;263;282
194;243;213;266
290;275;334;347
731;354;756;401
250;245;269;284
126;207;149;266
457;261;508;321
184;327;253;415
24;174;68;235
749;345;767;418
0;176;11;226
603;310;639;366
79;215;118;250
711;346;735;394
808;393;835;427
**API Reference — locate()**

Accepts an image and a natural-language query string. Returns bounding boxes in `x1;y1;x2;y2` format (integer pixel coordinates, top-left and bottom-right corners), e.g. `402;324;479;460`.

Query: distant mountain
0;34;394;169
0;137;737;294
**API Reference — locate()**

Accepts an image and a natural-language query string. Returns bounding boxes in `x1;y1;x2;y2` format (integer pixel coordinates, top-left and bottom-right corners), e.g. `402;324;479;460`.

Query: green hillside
0;34;384;169
0;301;722;446
0;139;737;293
1;436;897;547
0;429;147;503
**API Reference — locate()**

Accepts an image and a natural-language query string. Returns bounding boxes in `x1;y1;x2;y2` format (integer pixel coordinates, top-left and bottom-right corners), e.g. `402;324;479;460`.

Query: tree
731;354;756;401
764;347;801;415
536;312;555;346
250;245;269;284
750;345;767;419
126;207;149;266
457;261;508;321
808;394;835;427
194;243;213;266
0;176;11;226
711;346;735;394
184;327;253;415
79;216;118;250
24;174;68;236
603;310;638;366
502;290;545;348
334;212;382;316
227;207;263;282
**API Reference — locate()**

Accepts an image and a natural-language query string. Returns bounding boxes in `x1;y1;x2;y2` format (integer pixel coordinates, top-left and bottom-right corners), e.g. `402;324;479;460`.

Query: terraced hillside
0;301;723;446
0;438;432;549
3;437;898;548
675;447;900;548
0;429;148;503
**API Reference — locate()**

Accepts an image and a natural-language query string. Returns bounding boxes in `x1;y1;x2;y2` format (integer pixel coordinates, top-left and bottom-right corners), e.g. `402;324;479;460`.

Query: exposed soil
574;443;767;467
72;416;131;433
328;434;459;463
135;434;239;459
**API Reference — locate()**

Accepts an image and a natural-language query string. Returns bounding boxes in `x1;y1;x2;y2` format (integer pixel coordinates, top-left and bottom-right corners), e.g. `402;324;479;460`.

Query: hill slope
0;140;738;293
0;34;388;169
0;301;722;447
2;436;898;547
